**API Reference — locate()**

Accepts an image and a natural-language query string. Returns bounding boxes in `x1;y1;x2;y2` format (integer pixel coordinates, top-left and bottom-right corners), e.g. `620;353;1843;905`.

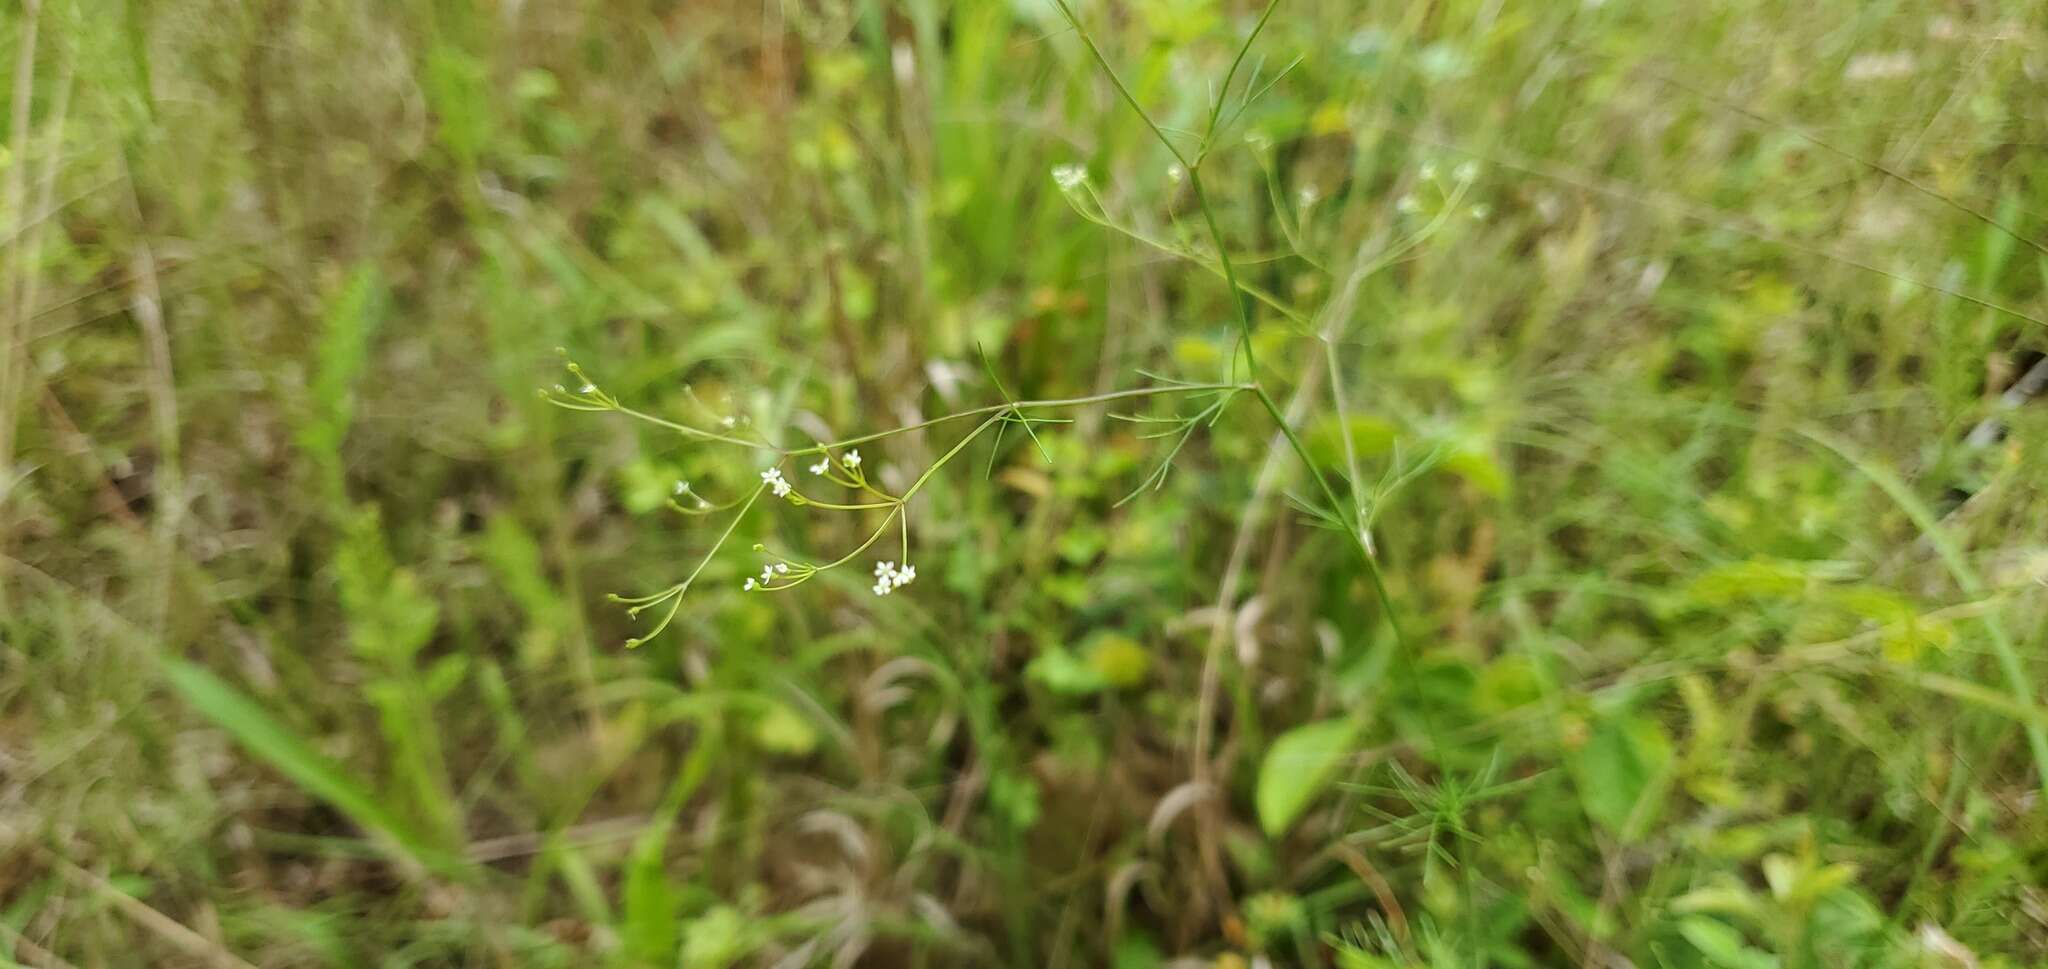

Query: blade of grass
162;660;465;879
1795;424;2048;800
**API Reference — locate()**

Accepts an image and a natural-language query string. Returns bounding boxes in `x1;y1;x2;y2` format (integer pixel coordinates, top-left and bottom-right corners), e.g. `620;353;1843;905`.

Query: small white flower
843;450;863;470
872;580;893;597
892;564;916;588
744;577;757;591
1469;203;1491;221
1166;164;1185;184
809;459;830;475
1396;194;1420;214
874;560;896;578
1454;161;1479;183
720;415;737;428
761;468;791;497
1418;161;1438;181
673;479;691;496
774;563;789;574
579;382;597;394
1051;164;1088;191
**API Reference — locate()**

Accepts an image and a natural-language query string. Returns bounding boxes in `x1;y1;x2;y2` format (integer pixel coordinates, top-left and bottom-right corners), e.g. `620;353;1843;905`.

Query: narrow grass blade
1797;425;2048;801
162;660;461;878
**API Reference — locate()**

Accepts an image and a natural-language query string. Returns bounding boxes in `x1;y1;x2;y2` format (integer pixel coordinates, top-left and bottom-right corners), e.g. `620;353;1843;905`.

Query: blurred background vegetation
4;0;2048;965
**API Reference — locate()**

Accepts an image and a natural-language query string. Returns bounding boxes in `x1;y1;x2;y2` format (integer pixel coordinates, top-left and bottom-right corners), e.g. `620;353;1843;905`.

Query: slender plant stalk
590;382;1250;455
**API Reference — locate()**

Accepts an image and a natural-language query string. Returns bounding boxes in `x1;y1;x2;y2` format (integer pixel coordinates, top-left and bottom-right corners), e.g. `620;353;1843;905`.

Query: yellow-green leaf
1257;718;1362;837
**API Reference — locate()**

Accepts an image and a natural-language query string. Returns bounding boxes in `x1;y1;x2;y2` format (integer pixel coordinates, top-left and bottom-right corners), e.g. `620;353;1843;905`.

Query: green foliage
162;661;459;877
1257;718;1362;837
300;266;387;499
1570;711;1675;841
13;0;2048;965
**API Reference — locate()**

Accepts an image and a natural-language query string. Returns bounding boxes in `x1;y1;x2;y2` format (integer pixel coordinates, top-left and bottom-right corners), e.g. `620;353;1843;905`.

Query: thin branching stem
1057;0;1451;767
577;382;1250;456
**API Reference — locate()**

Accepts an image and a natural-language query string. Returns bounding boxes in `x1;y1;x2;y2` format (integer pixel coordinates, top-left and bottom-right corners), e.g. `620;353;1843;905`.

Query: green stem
1197;0;1286;164
604;383;1249;455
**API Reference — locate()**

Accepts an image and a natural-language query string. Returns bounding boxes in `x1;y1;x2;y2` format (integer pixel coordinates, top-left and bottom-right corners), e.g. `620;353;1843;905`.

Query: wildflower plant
542;0;1464;789
542;360;1250;647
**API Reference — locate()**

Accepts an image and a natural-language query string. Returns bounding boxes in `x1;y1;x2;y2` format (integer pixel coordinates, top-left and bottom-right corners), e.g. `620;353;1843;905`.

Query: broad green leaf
1684;558;1814;605
679;906;753;969
1570;713;1673;840
1256;718;1362;837
753;702;818;757
1440;446;1508;498
1027;646;1108;696
1305;414;1398;469
162;661;457;876
1084;633;1151;688
1678;916;1779;969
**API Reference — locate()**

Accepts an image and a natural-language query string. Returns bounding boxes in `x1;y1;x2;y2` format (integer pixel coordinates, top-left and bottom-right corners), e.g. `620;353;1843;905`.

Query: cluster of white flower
870;560;916;597
761;467;791;497
806;449;862;476
743;561;791;591
673;479;691;496
1051;164;1088;192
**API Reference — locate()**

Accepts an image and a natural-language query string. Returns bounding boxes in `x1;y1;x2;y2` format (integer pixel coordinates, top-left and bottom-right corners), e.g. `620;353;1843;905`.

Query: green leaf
162;661;457;876
679;906;753;969
1084;633;1151;689
1305;414;1398;469
1677;916;1779;969
1027;646;1108;696
753;702;818;757
1256;718;1362;837
621;832;681;964
1440;446;1508;498
988;769;1042;831
1571;713;1674;840
1683;558;1814;605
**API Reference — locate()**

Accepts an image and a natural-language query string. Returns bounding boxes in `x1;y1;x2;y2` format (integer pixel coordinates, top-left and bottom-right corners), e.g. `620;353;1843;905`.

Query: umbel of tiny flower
742;557;799;592
1051;163;1088;192
808;458;830;475
760;467;791;497
842;449;862;469
870;560;917;597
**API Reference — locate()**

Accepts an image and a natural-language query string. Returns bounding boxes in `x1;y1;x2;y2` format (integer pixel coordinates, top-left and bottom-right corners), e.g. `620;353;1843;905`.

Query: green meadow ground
6;0;2048;965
